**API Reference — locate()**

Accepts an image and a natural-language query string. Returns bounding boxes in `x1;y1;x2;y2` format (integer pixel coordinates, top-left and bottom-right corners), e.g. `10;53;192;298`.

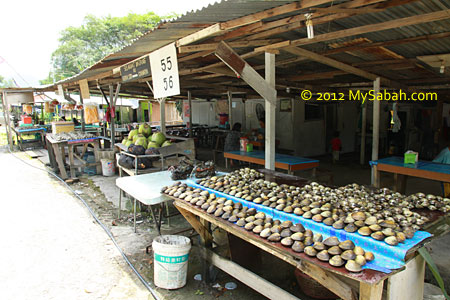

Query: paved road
0;149;150;300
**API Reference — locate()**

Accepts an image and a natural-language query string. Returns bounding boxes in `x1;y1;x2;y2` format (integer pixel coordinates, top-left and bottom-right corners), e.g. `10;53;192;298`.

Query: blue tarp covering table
370;156;450;192
224;150;319;174
186;179;431;274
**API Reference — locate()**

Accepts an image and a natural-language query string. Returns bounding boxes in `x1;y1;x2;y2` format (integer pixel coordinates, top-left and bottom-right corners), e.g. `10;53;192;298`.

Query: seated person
224;123;242;152
72;118;81;126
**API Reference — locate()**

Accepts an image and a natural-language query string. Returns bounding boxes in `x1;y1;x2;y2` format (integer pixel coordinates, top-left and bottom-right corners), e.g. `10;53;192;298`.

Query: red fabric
105;106;115;123
331;137;342;151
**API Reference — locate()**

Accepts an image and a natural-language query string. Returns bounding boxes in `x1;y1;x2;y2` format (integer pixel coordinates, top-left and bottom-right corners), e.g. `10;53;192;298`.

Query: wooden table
12;126;46;151
370;156;450;193
224;150;319;175
173;197;426;300
46;135;101;180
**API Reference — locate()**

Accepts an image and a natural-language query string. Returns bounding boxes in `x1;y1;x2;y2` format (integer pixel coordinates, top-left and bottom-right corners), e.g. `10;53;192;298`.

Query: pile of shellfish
194;168;446;246
162;182;374;273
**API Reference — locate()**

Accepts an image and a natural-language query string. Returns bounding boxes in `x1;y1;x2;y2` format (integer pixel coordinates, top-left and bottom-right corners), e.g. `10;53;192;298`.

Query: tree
0;75;15;88
40;12;176;85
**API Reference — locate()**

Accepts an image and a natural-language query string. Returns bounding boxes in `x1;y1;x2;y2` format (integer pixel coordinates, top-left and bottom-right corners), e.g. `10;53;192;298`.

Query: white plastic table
116;170;175;234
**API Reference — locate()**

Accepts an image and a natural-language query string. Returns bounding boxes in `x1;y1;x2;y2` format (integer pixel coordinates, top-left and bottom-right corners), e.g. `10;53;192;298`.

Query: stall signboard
149;43;180;99
120;56;151;83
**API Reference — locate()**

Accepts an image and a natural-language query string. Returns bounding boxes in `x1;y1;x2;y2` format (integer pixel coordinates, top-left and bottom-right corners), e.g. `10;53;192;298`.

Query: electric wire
4;146;161;300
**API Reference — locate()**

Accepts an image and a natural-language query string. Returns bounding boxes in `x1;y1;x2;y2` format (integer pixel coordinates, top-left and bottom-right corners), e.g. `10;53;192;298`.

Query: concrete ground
0;147;151;300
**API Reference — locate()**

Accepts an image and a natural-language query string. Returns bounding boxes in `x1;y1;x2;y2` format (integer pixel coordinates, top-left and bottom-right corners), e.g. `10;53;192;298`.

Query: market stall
161;168;447;300
224;150;319;175
370;157;450;193
46;132;102;180
11;126;47;151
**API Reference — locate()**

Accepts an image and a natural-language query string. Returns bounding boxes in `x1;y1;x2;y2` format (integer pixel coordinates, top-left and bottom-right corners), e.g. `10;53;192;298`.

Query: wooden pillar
265;52;276;170
79;92;85;132
228;90;233;129
109;84;121;148
160;98;166;134
109;85;115;147
360;102;367;165
188;91;193;138
1;92;13;149
371;77;381;184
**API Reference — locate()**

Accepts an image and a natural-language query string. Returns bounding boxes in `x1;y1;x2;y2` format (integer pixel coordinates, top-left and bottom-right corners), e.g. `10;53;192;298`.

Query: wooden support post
371;77;380;185
386;255;425;300
265;51;276;170
109;84;116;148
1;92;13;149
79;92;85;132
214;42;276;106
360;102;367;165
188;91;193;138
160;98;166;134
359;280;384;300
227;90;233;129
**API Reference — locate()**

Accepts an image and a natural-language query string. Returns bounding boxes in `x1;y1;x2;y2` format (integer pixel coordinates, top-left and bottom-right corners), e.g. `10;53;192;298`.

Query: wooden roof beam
255;9;450;52
220;0;333;30
178;39;281;53
284;46;410;90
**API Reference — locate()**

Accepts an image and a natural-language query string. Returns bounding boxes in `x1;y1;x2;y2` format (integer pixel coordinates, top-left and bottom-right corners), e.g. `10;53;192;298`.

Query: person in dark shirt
72;118;80;126
224;123;242;152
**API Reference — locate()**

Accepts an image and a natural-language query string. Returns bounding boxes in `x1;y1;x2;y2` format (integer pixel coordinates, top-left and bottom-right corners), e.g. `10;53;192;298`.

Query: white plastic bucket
100;159;115;176
152;235;191;289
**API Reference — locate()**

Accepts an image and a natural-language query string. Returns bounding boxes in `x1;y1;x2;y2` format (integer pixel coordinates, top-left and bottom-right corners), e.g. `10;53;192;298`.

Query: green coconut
151;132;166;146
161;140;172;147
124;140;133;147
135;136;148;147
138;123;152;137
133;133;145;143
147;141;160;149
121;138;128;145
128;129;138;140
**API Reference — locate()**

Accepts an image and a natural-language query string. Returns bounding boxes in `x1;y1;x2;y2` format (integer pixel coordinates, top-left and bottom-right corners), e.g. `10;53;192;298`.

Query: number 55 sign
149;43;180;98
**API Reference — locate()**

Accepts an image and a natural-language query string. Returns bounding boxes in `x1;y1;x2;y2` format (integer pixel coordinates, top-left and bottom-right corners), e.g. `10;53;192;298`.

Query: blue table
12;126;47;150
370;156;450;192
224;150;319;175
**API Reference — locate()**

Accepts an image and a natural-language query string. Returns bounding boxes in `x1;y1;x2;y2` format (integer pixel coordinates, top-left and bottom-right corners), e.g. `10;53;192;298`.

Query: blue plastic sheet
16;127;47;133
370;156;450;175
187;179;431;273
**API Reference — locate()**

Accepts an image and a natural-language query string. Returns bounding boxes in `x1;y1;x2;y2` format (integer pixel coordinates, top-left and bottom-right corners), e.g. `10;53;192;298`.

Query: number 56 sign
149;43;180;99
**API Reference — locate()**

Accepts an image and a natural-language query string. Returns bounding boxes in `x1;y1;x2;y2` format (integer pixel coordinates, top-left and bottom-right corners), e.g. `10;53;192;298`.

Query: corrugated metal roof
51;0;450;93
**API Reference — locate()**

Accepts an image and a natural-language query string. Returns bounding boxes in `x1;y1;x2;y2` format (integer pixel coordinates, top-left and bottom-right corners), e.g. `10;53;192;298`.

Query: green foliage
0;75;15;88
41;12;177;85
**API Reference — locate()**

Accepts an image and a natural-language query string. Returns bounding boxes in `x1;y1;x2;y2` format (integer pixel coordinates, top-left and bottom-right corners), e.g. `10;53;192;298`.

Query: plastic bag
84;104;99;124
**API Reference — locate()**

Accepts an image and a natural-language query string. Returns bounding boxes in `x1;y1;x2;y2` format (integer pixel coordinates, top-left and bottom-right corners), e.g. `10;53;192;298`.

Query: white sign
150;43;180;99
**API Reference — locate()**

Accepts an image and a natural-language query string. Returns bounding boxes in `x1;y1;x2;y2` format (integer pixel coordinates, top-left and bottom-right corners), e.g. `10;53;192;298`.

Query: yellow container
52;121;75;133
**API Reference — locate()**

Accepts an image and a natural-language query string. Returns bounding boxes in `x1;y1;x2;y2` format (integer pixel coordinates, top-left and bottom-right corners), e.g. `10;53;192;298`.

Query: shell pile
162;182;374;273
194;168;444;246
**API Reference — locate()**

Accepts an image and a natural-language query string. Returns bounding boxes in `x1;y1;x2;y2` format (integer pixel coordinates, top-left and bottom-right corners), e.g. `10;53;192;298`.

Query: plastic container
219;113;229;125
240;137;249;152
152;235;191;289
52;121;74;133
100;159;115;176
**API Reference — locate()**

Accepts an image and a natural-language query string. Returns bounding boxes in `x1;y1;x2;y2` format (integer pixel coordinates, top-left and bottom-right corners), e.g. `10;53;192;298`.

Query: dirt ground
1;141;448;299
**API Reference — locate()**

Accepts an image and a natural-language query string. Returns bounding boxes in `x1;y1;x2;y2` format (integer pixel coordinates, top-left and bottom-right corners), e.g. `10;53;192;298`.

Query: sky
0;0;218;87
